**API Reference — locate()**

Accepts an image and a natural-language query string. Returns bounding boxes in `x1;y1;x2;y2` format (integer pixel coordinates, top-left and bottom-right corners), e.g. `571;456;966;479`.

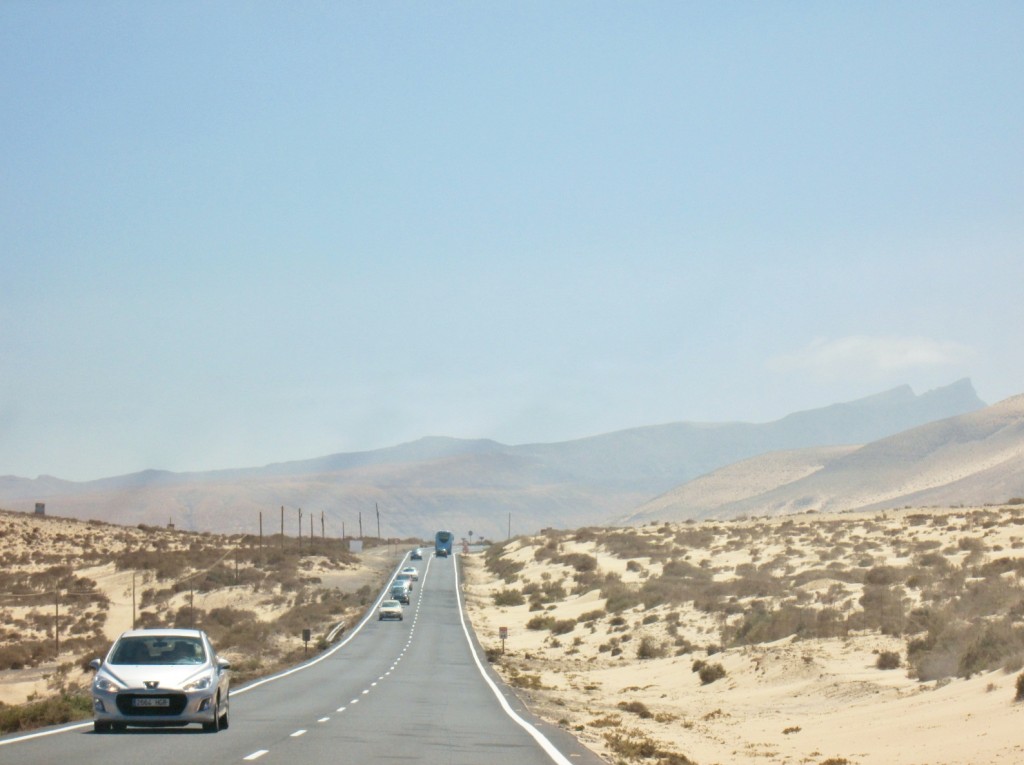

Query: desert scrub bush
550;619;576;635
601;530;672;561
637;559;713;609
603;728;695;764
855;585;908;635
728;603;846;645
617;700;653;719
492;589;526;607
0;640;53;670
588;713;622;727
484;543;525;583
864;565;906;586
699;662;727;684
506;669;545;690
554;552;598;573
958;536;986;553
601;577;642;613
909;615;1024;680
577;609;606;624
636;636;668;660
692;659;727;684
0;691;93;734
1016;671;1024;701
526;615;557;631
876;650;901;670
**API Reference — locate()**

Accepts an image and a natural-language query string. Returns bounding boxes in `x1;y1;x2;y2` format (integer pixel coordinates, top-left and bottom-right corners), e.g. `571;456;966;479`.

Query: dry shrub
876;650;901;670
493;589;525;607
526;614;556;631
603;728;695;764
637;636;668;660
618;700;653;718
0;692;93;734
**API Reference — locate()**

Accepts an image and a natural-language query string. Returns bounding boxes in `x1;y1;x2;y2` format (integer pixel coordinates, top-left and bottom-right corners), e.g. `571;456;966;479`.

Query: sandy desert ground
0;509;398;706
462;506;1024;765
4;504;1024;764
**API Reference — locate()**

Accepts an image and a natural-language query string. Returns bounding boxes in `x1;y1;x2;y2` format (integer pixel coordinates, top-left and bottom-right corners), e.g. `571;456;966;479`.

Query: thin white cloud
768;335;974;379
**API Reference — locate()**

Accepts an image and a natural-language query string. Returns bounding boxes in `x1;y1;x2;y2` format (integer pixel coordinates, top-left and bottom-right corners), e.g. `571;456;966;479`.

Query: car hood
101;663;212;690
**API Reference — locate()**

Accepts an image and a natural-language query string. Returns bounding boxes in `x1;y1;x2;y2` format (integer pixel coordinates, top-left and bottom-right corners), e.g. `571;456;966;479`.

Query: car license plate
133;697;170;708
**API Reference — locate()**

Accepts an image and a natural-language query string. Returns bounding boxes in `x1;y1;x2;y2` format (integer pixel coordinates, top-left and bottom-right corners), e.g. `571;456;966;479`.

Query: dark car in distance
390;583;410;604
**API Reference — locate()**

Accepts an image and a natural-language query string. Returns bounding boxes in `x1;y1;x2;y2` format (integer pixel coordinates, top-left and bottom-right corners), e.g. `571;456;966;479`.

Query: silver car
89;628;231;733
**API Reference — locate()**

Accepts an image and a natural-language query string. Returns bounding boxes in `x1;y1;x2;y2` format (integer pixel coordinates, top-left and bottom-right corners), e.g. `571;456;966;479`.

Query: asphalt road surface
0;552;606;765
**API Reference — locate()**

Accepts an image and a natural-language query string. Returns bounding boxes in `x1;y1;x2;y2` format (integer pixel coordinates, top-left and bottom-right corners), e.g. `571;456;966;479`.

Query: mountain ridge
0;380;991;538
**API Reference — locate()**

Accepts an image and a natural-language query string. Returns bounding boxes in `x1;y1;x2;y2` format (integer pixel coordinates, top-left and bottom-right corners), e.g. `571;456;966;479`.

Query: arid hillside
627;393;1024;524
463;504;1024;765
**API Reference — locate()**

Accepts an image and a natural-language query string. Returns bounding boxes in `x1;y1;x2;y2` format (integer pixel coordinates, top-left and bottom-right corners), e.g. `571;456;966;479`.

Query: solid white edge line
453;553;574;765
0;722;92;747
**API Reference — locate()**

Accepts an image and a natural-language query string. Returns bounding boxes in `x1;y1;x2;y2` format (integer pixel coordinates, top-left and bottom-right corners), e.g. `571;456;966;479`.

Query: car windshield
381;600;400;608
110;636;206;665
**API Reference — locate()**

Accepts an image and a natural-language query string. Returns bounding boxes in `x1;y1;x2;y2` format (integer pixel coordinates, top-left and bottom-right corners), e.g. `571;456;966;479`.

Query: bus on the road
434;530;453;557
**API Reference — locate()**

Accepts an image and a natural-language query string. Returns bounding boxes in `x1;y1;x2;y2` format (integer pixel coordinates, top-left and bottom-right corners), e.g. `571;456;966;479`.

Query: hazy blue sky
2;2;1022;481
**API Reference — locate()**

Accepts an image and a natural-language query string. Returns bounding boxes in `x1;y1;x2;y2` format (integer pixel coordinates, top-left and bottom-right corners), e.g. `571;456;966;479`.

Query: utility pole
298;508;303;552
280;506;284;550
54;586;60;659
376;503;381;540
358;511;363;539
321;511;325;540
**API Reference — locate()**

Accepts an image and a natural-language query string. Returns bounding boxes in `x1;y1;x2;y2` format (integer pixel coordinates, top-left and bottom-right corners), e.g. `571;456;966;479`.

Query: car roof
117;628;206;640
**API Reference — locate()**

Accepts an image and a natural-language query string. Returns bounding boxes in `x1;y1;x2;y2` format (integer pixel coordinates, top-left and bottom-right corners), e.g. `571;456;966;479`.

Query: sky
2;2;1022;482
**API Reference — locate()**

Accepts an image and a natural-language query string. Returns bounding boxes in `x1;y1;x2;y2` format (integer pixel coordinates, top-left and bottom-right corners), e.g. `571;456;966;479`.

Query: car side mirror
89;658;102;671
217;657;231;671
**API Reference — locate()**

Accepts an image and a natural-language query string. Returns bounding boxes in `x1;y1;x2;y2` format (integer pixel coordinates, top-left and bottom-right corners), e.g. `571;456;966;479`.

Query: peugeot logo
144;680;159;689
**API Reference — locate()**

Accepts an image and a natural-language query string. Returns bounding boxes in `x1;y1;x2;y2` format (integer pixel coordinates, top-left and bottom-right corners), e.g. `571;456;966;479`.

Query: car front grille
116;692;188;716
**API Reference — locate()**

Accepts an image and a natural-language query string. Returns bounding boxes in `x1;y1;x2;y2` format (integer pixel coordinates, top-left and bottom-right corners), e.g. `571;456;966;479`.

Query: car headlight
183;674;213;691
94;676;121;693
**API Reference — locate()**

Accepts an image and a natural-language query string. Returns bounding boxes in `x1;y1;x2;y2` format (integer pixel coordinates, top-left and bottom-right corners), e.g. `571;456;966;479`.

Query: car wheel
203;697;221;732
219;705;229;730
93;721;111;733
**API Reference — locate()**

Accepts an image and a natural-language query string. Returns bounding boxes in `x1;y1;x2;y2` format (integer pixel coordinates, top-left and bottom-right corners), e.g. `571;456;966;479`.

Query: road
0;552;605;764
